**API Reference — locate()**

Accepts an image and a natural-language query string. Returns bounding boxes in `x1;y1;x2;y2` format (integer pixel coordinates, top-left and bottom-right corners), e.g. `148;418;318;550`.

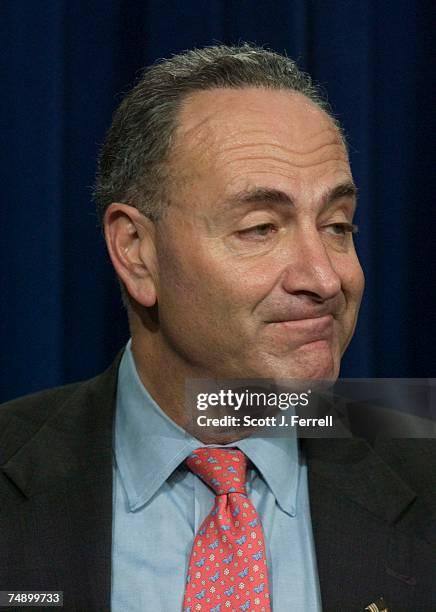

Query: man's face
152;88;364;381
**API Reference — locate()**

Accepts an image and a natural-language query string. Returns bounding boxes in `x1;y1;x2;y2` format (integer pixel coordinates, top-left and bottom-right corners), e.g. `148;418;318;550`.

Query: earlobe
103;203;158;307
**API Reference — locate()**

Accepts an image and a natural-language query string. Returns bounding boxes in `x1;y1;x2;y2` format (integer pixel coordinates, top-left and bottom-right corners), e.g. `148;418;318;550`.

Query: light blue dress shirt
111;342;321;611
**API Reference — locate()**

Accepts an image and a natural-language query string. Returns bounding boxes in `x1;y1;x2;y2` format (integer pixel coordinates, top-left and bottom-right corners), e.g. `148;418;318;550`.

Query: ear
103;203;158;307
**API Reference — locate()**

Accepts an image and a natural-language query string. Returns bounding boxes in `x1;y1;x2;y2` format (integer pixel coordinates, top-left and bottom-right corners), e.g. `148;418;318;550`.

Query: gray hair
94;43;343;223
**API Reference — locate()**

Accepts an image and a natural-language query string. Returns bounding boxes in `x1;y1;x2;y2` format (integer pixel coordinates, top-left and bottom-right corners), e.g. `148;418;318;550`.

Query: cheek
336;258;364;348
156;245;231;328
348;261;365;307
336;252;364;304
221;259;276;304
172;246;272;310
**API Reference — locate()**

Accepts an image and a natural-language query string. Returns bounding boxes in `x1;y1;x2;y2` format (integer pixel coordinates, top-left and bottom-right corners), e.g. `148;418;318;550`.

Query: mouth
267;314;334;344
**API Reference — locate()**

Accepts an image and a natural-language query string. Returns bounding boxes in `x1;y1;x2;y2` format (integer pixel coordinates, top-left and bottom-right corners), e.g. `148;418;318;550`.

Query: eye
238;223;278;240
323;222;358;236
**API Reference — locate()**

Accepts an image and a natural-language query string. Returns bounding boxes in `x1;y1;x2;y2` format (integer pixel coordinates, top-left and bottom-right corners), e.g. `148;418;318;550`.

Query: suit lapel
304;437;434;611
2;357;121;610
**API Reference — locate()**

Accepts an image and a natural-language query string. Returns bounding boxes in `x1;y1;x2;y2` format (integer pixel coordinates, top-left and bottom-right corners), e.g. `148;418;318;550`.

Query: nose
281;228;342;302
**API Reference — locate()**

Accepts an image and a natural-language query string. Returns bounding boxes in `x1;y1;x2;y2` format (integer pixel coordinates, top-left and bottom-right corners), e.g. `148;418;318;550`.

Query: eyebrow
322;182;358;209
224;187;293;210
222;181;358;212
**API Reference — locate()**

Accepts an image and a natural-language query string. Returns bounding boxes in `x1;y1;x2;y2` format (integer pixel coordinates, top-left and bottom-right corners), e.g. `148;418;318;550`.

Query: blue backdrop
1;0;434;402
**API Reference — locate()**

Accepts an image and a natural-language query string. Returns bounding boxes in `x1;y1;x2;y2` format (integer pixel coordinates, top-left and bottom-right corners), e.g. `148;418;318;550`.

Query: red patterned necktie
183;447;271;612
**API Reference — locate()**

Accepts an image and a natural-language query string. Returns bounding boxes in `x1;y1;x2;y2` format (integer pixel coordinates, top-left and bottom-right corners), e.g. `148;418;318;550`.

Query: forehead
170;87;351;204
176;87;344;151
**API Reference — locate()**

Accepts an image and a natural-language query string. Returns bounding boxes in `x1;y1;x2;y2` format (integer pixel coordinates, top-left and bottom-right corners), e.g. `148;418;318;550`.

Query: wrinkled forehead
164;88;351;212
172;87;347;163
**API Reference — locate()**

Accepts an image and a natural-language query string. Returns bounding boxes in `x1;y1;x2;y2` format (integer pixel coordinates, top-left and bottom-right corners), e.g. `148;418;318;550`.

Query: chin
257;341;340;382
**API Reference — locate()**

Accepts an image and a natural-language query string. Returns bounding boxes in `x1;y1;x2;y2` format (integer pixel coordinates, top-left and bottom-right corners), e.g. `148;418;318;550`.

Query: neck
130;330;252;444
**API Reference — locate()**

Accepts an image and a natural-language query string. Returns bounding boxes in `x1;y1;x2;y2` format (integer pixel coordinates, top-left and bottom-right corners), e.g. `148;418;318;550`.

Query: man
1;45;434;611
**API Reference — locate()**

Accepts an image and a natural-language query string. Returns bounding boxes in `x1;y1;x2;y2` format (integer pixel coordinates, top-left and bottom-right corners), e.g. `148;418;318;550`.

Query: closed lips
268;314;334;342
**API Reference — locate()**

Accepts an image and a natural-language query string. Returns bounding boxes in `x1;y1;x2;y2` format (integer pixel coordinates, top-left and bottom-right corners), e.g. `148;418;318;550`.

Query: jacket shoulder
0;380;94;463
0;353;122;465
0;378;100;430
0;383;90;447
0;382;83;419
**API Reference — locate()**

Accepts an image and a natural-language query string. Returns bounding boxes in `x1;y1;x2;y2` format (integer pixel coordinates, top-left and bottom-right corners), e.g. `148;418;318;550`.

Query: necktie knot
186;447;247;495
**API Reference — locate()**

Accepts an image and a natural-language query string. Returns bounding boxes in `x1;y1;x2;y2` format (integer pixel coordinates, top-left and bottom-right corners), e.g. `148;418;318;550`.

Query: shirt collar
237;435;299;517
115;341;299;516
115;342;198;511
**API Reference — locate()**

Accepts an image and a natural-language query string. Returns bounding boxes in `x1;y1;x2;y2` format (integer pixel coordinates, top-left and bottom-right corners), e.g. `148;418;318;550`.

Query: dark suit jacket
1;356;435;611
